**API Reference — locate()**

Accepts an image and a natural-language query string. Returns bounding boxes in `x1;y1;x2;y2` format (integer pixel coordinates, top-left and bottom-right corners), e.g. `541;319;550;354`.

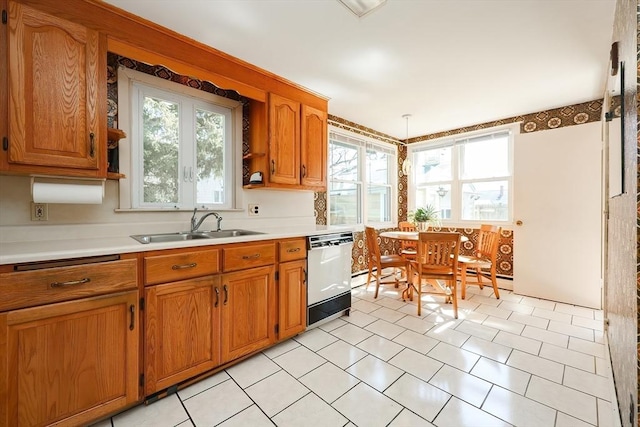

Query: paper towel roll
32;182;103;204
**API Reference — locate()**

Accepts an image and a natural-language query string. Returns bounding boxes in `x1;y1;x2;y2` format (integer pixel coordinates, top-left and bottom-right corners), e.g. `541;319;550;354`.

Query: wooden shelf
107;128;127;141
107;172;126;180
107;128;126;178
242;152;265;160
243;183;265;189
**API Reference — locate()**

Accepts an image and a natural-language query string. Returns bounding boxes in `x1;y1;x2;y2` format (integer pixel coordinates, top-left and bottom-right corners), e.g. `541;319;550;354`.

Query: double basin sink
130;229;264;244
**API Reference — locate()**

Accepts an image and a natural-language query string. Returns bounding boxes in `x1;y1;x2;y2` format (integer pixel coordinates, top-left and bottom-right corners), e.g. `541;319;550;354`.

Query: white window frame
408;126;515;227
328;127;397;228
116;67;243;211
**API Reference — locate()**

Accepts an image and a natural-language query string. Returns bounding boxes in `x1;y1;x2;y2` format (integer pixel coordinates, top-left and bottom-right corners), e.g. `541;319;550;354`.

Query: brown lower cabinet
0;238;307;425
0;291;139;427
144;276;221;396
278;259;307;341
220;265;276;363
142;242;282;396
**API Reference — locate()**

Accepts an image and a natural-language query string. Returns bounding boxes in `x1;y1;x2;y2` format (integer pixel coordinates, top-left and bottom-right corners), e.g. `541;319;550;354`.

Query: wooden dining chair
405;232;461;318
398;221;417;260
459;224;502;300
364;226;409;298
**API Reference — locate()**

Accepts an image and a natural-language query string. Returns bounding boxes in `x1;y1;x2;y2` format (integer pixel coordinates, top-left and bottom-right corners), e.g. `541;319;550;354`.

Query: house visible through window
329;129;396;226
409;129;513;223
118;67;242;210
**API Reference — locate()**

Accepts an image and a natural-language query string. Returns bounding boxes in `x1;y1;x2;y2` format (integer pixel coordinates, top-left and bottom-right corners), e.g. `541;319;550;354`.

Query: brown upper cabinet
246;93;327;191
2;1;107;178
301;104;328;188
1;0;326;182
269;93;301;186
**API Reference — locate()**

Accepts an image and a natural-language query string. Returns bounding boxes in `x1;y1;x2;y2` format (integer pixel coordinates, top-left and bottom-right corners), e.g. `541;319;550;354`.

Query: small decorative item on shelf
408;204;440;231
249;171;263;184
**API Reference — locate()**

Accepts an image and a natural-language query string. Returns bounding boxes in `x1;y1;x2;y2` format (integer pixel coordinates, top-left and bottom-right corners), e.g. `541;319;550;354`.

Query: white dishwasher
306;231;354;327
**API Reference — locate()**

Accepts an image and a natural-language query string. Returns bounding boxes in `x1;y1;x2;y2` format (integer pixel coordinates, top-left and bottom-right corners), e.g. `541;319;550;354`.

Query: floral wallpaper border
406;98;621;144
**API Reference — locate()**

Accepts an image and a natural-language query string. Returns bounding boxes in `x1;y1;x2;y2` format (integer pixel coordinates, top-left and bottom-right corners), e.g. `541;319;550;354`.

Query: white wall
0;175;316;242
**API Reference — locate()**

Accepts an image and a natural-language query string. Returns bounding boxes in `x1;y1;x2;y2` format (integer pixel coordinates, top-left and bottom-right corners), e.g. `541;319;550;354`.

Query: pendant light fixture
337;0;387;18
401;114;412;176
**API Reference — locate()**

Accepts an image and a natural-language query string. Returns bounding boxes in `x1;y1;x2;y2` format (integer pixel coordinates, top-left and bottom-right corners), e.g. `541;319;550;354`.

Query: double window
409;129;513;224
329;129;397;226
119;67;242;210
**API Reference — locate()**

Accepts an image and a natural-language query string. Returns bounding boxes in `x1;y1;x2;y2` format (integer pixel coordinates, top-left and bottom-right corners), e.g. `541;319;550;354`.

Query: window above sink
117;67;244;212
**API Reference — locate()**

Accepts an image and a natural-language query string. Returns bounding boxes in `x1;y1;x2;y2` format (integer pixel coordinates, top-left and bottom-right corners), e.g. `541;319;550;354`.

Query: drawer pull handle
286;248;301;253
242;254;260;260
50;277;90;288
301;164;306;178
214;287;220;307
129;305;135;331
223;285;228;305
303;268;307;284
172;262;197;270
271;159;275;175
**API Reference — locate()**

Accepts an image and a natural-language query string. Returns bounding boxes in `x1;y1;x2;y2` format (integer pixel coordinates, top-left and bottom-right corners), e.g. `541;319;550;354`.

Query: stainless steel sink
200;229;264;238
130;229;264;244
130;232;211;244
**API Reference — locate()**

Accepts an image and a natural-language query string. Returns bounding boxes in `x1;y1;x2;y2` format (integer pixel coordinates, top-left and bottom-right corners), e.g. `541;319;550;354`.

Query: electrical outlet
248;204;260;216
31;203;48;221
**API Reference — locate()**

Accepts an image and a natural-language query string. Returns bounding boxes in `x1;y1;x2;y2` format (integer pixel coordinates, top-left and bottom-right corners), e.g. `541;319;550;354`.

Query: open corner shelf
243;183;265;189
107;172;126;180
107;128;127;141
242;152;266;160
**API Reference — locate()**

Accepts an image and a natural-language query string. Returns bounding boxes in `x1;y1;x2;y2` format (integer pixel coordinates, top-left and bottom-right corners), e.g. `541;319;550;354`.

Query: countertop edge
0;226;355;265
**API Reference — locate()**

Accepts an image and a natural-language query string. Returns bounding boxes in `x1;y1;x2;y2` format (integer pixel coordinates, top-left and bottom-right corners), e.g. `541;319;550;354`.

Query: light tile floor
94;281;618;427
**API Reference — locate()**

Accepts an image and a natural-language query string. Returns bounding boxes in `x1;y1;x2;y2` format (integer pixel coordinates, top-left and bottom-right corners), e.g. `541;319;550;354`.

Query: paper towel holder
30;175;106;204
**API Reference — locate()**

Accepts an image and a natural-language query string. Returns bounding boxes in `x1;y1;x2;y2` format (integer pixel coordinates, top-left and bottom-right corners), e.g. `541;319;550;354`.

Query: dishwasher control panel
308;231;354;249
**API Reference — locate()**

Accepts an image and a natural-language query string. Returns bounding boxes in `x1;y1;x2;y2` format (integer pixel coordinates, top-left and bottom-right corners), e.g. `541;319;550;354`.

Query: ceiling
104;0;617;140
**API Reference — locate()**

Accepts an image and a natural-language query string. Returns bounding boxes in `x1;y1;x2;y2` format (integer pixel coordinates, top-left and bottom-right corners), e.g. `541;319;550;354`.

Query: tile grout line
220;371;275;426
176;386;197;427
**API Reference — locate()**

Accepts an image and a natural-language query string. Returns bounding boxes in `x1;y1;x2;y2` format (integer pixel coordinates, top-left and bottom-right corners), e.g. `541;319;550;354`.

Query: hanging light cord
401;114;412;176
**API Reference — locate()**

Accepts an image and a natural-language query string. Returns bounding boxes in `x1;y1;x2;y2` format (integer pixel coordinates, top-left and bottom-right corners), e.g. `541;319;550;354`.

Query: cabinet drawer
145;249;220;285
0;259;137;312
223;243;276;272
279;238;307;262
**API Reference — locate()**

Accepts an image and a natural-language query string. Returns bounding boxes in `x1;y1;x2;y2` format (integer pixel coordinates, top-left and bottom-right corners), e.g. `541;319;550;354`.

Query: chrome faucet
190;208;222;232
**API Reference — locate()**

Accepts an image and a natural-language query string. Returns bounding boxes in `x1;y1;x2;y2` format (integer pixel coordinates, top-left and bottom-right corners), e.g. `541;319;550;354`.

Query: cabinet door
144;276;220;395
301;105;327;189
220;266;276;363
0;291;139;427
278;259;307;340
269;93;300;185
7;2;104;172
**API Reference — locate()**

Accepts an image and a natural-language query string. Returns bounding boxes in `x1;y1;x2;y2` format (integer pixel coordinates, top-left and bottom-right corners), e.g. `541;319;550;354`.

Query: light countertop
0;225;353;265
